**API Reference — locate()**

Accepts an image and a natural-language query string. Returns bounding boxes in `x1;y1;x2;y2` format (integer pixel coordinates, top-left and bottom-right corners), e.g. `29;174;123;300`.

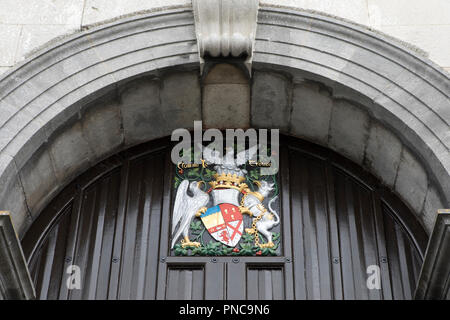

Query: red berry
233;247;239;253
256;250;262;256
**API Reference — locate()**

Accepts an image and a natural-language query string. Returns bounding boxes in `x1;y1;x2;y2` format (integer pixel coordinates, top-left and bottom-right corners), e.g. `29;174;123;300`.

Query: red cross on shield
200;203;244;247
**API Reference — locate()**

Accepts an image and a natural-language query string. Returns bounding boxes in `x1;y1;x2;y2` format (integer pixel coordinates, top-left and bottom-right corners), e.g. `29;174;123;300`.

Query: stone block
205;64;248;84
48;121;95;183
421;184;447;233
160;71;201;129
364;122;402;187
251;71;290;131
18;148;58;218
119;78;166;146
203;84;250;129
290;82;333;145
0;155;31;237
39;100;81;141
81;100;123;159
395;147;428;214
329;100;370;164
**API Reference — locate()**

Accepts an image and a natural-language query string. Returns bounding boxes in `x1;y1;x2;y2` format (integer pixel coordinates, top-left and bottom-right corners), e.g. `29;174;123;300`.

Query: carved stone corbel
192;0;259;73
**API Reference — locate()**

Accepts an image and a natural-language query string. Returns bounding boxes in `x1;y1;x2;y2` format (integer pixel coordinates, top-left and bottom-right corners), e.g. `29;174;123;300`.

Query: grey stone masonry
203;64;250;128
252;71;291;132
0;6;447;239
328;100;370;164
251;64;447;229
290;82;332;145
364;122;403;188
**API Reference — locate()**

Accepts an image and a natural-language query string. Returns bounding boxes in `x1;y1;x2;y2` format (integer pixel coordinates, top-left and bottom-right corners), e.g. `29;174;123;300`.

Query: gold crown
209;173;247;192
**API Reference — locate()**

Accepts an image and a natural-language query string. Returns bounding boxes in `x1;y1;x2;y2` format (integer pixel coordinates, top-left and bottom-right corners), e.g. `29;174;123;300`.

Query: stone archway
0;5;448;238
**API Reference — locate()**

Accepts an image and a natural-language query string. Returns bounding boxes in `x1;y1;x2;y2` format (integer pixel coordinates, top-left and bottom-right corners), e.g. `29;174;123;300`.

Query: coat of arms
171;145;281;256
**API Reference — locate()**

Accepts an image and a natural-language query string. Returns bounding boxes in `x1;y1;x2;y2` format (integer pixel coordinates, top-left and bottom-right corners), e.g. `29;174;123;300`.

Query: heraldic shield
200;204;243;247
171;143;281;256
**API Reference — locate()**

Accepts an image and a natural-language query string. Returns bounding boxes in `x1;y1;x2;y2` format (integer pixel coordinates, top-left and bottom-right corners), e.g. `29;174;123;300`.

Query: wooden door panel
246;266;285;300
166;266;205;300
22;136;427;300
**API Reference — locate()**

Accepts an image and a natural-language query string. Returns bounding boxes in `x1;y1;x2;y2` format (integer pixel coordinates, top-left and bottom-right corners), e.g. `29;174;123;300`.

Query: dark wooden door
22;136;427;300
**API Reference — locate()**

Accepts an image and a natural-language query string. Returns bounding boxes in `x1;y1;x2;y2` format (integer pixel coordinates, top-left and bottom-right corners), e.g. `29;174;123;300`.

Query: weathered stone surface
395;148;428;214
0;105;34;152
382;25;450;70
203;84;250;128
251;71;290;131
120;71;201;147
160;72;201;130
0;25;21;66
367;0;450;26
0;67;10;75
328;100;370;164
18;148;58;218
204;64;248;84
81;100;123;159
16;24;78;62
364;122;402;187
254;8;450;207
421;185;447;233
82;0;190;26
290;82;333;145
0;9;200;238
2;118;50;172
0;6;448;239
48;121;95;183
2;181;31;237
262;0;370;25
203;64;250;128
119;78;165;146
374;77;449;145
391;67;450;124
0;155;31;237
0;0;84;25
1;1;449;71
